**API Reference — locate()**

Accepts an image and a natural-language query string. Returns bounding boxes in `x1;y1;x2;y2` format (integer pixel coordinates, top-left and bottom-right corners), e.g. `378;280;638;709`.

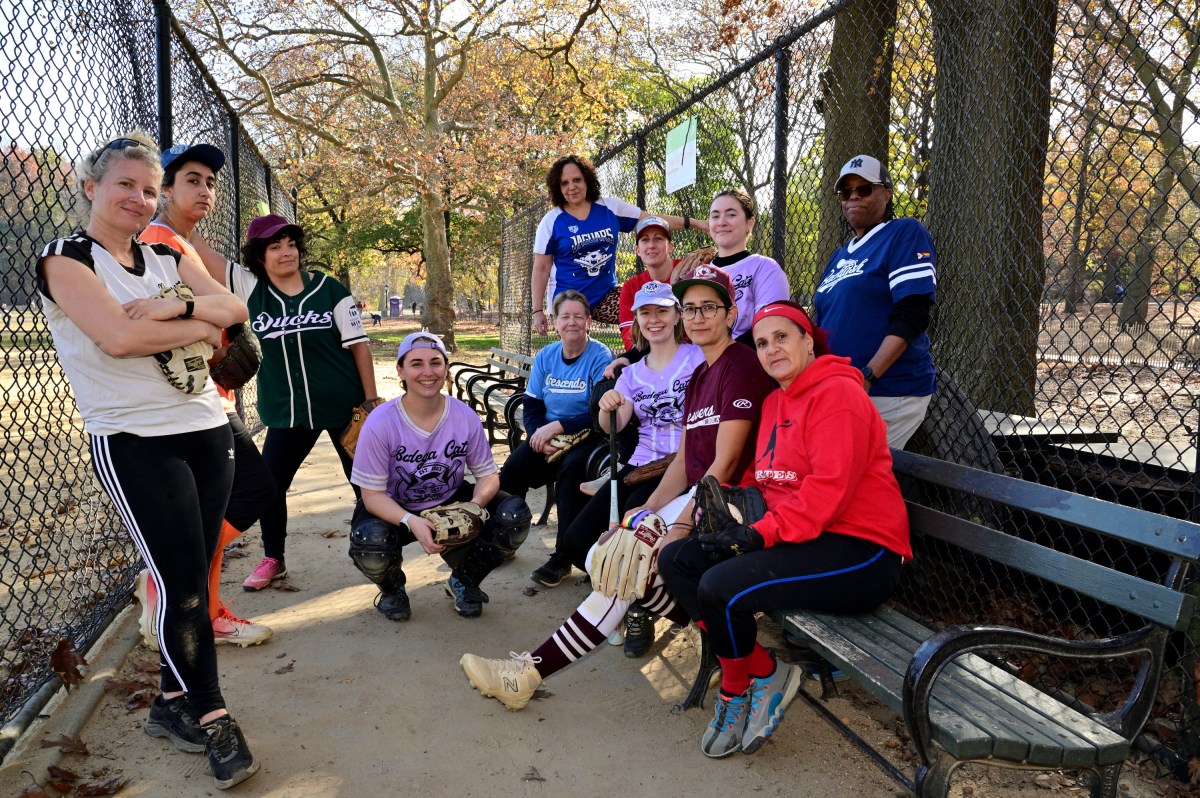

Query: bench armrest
902;623;1164;766
450;362;494;398
505;393;527;449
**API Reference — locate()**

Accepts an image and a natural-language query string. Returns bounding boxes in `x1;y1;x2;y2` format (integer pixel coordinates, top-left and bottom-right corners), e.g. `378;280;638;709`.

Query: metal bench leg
536;481;554;526
1080;764;1121;798
914;753;958;798
676;628;720;712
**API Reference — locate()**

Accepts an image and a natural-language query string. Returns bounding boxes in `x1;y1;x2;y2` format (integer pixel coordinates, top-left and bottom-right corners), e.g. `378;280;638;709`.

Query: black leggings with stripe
657;533;903;660
90;425;234;717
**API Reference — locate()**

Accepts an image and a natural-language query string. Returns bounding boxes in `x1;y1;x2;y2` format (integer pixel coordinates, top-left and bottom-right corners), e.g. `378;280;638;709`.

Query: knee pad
348;517;404;587
492;494;532;553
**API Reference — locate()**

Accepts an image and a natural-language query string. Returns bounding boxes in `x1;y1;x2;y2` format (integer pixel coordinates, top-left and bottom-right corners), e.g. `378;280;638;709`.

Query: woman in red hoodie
658;299;911;760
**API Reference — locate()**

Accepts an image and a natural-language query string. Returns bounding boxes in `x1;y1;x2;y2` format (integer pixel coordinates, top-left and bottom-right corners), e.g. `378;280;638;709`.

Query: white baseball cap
634;216;671;241
632;280;680;311
836;154;892;190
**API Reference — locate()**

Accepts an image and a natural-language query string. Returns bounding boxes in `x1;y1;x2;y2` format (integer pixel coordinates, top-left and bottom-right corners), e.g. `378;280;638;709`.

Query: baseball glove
421;501;489;549
694;475;767;536
624;453;676;486
544;429;590;464
669;246;717;284
152;283;213;395
340;397;386;458
588;509;668;601
209;322;262;391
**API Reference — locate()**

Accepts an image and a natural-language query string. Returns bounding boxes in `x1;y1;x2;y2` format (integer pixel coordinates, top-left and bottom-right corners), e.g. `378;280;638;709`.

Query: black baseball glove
694;475;767;560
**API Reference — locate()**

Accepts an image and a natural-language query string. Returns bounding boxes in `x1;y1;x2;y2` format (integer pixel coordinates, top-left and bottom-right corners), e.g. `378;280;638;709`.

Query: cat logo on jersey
574;249;610;277
395;458;465;504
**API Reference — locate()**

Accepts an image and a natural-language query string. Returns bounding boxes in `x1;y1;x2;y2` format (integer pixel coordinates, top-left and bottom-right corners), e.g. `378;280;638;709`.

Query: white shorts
871;394;932;449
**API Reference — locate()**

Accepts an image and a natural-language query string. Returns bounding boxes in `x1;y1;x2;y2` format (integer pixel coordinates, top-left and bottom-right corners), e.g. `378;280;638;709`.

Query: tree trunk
420;185;457;350
815;0;896;275
1062;125;1096;315
926;0;1056;416
1118;161;1174;330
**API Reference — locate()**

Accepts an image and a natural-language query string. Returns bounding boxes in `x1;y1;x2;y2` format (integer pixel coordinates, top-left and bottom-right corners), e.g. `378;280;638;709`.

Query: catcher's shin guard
450;539;509;588
491;494;532;555
348;515;406;590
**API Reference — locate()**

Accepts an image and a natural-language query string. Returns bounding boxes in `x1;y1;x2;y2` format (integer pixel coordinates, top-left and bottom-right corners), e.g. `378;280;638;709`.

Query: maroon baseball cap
672;264;734;307
245;213;302;243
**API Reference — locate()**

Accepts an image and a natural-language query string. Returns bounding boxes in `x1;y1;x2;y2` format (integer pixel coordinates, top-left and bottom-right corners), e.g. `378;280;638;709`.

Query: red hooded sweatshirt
751;355;911;558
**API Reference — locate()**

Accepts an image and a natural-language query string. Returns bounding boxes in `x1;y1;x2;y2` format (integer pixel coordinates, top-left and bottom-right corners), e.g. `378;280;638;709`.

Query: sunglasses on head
836;183;885;201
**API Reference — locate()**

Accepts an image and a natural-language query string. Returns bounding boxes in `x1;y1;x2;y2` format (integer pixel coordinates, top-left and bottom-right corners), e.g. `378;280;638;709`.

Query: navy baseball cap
161;143;225;174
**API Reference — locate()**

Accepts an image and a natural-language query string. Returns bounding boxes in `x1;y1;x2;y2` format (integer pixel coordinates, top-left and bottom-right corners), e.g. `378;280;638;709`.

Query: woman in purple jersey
706;188;790;345
531;154;707;335
348;332;532;620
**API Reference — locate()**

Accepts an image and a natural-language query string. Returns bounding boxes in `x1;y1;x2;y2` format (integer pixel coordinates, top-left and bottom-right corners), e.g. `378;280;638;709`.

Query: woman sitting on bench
657;300;911;759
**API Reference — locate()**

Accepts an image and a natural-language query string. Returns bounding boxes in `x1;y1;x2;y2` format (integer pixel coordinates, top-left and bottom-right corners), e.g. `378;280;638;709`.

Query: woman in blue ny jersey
812;154;937;449
530;154;707;334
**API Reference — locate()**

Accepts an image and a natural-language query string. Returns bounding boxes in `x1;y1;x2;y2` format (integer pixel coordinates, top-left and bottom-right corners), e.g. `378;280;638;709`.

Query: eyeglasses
681;303;727;320
836;183;885;201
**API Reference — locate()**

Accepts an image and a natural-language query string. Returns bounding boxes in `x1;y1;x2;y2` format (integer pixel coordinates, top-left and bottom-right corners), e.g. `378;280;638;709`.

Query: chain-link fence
500;0;1200;776
0;0;291;757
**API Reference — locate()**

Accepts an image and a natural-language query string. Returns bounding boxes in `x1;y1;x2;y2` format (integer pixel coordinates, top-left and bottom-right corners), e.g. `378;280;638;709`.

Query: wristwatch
860;366;878;387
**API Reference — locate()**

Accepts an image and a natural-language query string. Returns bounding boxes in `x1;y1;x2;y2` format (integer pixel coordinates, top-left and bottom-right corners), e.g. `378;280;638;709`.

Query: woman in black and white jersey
36;133;258;790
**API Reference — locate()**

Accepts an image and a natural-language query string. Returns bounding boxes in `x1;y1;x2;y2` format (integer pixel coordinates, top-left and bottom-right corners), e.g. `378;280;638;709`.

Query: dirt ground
0;360;1184;798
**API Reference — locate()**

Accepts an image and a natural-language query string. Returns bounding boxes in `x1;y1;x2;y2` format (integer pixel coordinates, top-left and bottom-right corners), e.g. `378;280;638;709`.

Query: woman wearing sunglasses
36;134;258;789
812;155;937;448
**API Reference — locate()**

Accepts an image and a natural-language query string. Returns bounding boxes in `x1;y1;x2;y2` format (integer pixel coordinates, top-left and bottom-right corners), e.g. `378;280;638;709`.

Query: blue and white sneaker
701;690;750;758
742;660;803;754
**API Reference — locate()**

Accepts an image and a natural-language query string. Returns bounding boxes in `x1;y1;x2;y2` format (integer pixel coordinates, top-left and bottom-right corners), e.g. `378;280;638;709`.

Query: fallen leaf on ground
103;678;150;695
320;529;342;538
273;582;302;592
133;659;159;674
47;765;79;783
39;734;88;754
76;777;129;796
522;586;539;596
15;772;49;797
522;767;545;782
532;688;553;700
224;547;249;559
125;687;155;710
274;661;294;674
50;639;87;689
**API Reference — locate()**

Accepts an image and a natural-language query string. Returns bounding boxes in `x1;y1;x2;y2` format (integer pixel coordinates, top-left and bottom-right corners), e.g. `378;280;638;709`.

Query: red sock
748;643;776;680
718;654;752;696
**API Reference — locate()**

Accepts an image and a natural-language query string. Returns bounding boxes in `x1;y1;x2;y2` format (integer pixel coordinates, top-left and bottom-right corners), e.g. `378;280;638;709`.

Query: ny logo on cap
695;266;716;278
167;144;187;155
850;158;863;168
645;282;661;293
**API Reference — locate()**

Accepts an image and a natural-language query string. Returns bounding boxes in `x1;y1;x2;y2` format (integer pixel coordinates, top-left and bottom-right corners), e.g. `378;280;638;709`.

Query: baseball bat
609;408;620;527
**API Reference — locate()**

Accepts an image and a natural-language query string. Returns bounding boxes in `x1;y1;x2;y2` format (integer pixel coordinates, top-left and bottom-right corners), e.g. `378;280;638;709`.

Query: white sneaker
212;607;273;647
579;466;618;496
461;652;543;711
134;569;160;653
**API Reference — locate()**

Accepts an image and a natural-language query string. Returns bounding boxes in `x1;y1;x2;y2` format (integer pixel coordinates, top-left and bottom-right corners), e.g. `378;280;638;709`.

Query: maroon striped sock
530;610;607;679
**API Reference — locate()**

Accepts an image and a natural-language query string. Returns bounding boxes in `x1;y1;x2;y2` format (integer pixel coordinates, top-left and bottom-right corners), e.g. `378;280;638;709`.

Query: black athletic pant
498;439;599;538
658;533;903;660
259;426;357;560
225;412;275;533
90;425;234;718
555;465;661;570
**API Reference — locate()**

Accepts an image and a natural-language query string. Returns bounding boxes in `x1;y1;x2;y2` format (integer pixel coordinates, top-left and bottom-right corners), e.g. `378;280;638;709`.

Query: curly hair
240;226;308;282
546;155;601;208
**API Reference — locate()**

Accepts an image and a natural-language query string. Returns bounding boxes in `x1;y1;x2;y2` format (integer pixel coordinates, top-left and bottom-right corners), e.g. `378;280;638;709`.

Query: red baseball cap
672;264;734;307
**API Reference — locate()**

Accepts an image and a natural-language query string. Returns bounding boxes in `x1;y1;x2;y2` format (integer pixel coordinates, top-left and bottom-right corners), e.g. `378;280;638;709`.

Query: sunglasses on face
836;183;885;201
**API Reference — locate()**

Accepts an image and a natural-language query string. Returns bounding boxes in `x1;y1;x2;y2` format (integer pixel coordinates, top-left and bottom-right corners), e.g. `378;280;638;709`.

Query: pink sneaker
212;606;273;647
134;569;160;653
243;557;287;592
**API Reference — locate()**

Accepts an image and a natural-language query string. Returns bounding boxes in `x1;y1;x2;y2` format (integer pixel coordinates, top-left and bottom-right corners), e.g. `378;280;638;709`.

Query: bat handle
609;409;620;526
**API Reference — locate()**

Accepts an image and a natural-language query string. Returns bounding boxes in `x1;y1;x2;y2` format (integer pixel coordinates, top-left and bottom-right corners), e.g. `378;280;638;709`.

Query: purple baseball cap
672;264;734;307
246;213;302;243
632;280;680;311
396;331;447;363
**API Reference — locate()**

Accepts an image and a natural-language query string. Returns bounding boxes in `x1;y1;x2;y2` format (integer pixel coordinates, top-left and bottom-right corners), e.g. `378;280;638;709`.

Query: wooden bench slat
893;449;1200;559
908;503;1195;630
785;609;1129;767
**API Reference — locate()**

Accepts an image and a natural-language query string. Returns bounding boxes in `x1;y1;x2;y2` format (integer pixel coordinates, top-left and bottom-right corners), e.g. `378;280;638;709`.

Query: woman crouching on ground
657;300;911;758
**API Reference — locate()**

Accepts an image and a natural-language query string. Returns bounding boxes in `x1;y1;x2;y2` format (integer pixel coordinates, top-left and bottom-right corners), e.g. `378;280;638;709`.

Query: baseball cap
632;280;680;311
672;264;734;307
161;143;225;174
635;216;671;241
246;213;302;243
835;154;892;190
396;331;448;363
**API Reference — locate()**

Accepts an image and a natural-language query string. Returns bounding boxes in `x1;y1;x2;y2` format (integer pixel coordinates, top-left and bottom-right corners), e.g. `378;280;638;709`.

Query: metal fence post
772;47;790;270
229;119;241;243
153;0;173;149
636;134;647;209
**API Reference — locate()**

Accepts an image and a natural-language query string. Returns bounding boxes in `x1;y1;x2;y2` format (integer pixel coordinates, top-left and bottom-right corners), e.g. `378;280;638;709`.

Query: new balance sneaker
623;606;655;658
242;557;287;591
446;574;489;618
701;690;750;758
212;606;273;647
460;652;543;711
530;555;572;588
134;569;160;653
579;466;614;496
374;588;412;621
144;694;205;753
203;715;259;790
742;660;803;754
